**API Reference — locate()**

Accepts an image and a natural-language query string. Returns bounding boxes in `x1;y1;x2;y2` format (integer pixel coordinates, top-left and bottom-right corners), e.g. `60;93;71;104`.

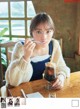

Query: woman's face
32;23;54;47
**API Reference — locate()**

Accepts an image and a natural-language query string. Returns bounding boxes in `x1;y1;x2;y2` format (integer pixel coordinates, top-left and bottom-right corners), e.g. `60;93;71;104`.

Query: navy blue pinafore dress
30;41;53;81
21;40;53;81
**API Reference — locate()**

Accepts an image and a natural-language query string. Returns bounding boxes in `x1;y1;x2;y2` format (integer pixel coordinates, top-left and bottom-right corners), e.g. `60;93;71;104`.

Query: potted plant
0;28;8;68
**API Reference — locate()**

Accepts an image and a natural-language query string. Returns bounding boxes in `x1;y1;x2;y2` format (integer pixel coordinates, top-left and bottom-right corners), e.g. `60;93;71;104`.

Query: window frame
0;0;35;40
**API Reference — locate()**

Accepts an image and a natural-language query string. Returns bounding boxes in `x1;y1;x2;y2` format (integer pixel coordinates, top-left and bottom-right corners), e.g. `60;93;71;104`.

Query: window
0;0;36;41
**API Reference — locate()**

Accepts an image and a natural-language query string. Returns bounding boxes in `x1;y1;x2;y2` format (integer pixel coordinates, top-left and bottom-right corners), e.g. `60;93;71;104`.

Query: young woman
1;12;70;96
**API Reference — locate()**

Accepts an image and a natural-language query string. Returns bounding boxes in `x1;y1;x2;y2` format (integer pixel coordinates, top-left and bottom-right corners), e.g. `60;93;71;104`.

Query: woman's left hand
52;77;64;90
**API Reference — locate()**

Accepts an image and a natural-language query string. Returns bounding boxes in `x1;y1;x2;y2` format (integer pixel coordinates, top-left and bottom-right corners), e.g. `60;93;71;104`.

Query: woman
1;12;70;96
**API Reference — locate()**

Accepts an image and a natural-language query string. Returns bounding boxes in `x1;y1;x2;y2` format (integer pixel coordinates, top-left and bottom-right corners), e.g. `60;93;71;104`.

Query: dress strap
20;40;24;45
49;40;53;55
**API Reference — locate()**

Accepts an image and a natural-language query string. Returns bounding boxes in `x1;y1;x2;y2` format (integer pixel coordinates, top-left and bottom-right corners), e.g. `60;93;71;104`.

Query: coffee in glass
43;62;56;90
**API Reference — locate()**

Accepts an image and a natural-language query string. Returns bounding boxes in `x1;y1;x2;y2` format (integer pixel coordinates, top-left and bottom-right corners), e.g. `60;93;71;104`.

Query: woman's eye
47;30;51;34
36;31;42;34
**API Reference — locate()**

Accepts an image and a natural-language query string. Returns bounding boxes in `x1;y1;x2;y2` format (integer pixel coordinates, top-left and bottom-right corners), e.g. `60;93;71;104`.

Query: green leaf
1;53;6;61
1;53;7;67
2;59;7;67
0;28;8;37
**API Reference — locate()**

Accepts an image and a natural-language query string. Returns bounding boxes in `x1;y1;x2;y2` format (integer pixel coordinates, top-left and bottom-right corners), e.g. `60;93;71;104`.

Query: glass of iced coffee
43;62;56;90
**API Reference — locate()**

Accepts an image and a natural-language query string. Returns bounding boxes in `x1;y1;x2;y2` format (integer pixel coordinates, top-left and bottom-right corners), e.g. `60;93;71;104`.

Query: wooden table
8;71;80;98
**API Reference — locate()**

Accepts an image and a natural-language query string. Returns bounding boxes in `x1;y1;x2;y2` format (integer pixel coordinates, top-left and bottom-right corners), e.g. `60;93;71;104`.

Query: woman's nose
41;33;47;39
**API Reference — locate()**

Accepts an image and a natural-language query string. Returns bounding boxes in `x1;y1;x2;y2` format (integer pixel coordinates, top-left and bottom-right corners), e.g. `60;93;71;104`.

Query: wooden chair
0;41;16;87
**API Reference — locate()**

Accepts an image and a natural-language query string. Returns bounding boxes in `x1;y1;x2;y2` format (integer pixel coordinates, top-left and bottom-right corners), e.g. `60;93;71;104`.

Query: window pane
27;20;31;36
27;1;36;17
11;1;24;18
0;37;9;42
0;20;9;35
0;2;8;18
11;20;25;35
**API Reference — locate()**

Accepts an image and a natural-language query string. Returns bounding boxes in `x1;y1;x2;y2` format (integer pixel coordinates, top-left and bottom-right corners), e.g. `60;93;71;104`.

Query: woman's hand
52;76;65;90
23;38;36;61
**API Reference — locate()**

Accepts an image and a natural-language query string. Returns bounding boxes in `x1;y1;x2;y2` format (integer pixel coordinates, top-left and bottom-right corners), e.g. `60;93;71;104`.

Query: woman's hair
30;12;55;36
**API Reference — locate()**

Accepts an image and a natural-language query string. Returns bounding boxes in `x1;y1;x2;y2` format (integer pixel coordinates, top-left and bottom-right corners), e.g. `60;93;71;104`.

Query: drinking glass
43;62;56;90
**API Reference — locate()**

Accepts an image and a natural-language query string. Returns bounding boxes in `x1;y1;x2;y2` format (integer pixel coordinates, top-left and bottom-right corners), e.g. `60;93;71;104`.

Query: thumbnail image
1;97;6;108
14;97;20;107
7;97;13;107
20;98;26;105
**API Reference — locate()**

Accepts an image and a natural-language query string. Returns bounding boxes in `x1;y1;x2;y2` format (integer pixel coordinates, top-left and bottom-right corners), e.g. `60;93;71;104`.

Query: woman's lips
33;40;47;44
41;41;47;44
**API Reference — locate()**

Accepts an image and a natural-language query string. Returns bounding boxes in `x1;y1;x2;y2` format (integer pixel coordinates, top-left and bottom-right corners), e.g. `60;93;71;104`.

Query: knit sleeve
51;39;70;78
5;42;33;86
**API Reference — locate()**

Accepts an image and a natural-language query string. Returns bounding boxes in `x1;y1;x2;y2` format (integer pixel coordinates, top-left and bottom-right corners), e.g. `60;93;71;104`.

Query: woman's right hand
23;38;36;61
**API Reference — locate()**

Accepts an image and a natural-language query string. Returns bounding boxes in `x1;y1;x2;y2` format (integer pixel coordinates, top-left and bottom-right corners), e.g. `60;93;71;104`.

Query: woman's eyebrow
35;28;52;30
35;28;42;30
